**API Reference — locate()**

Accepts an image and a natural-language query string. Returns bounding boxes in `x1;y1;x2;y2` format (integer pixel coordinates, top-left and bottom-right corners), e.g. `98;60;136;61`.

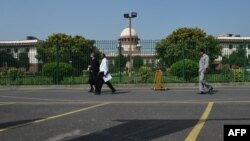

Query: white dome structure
119;27;140;54
120;27;138;38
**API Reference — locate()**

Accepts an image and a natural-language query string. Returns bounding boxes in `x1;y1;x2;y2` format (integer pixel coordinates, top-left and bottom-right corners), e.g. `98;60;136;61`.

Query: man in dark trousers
95;53;116;95
88;52;99;92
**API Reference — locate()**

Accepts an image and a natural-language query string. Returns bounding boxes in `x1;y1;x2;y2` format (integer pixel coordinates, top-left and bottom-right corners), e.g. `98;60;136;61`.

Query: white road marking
46;130;82;141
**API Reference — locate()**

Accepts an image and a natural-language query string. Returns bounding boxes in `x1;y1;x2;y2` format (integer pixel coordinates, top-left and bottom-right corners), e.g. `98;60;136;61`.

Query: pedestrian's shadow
100;90;130;95
0;118;42;129
210;90;219;94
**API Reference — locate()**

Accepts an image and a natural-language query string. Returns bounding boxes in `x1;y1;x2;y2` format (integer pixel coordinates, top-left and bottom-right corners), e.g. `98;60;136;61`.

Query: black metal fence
0;40;249;85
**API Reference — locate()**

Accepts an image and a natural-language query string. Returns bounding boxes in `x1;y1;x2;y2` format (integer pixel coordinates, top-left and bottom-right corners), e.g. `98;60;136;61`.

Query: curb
1;82;250;90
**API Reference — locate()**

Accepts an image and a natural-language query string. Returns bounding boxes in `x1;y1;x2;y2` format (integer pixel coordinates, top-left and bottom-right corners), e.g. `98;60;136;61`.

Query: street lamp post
124;12;137;83
118;41;122;83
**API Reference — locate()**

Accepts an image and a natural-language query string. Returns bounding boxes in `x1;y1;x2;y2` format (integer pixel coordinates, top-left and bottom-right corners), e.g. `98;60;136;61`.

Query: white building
119;27;141;54
118;27;158;66
216;34;250;59
0;37;40;72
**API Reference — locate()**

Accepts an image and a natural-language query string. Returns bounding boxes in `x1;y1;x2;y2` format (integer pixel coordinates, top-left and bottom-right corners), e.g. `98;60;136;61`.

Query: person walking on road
198;48;213;94
95;53;116;95
88;52;99;93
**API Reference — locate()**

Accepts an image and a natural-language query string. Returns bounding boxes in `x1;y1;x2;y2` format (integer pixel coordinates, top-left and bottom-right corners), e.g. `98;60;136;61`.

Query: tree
36;33;99;74
114;54;127;71
133;55;144;69
0;50;18;68
222;46;249;68
156;27;222;67
18;52;30;71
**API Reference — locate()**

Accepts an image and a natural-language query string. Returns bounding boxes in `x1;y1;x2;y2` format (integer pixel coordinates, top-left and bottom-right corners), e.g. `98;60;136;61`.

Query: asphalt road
0;86;250;141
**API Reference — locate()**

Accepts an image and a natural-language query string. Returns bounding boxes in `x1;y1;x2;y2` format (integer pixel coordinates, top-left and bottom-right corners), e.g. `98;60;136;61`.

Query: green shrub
0;71;7;78
7;68;18;81
82;69;88;76
221;69;233;82
233;68;244;82
7;68;24;81
43;62;75;83
170;59;198;81
139;66;152;83
166;68;171;75
109;63;117;73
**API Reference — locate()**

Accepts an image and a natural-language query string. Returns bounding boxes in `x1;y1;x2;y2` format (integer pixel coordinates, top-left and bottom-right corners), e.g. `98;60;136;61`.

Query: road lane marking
34;102;109;123
0;103;15;106
0;95;85;102
0;102;109;132
46;129;82;141
185;102;214;141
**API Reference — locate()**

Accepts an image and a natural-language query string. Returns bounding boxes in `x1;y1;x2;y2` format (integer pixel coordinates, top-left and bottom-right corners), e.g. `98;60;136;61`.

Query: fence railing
0;40;249;85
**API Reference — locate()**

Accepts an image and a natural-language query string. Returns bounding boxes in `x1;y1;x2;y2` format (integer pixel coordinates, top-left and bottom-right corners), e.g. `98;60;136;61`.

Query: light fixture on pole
123;12;137;83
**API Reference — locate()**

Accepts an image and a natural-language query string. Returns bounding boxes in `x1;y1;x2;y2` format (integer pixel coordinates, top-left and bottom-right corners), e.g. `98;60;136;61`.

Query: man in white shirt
95;53;116;95
198;48;213;94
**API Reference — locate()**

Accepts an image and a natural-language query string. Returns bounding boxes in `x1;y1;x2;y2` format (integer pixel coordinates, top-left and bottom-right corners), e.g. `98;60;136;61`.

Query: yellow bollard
153;70;167;91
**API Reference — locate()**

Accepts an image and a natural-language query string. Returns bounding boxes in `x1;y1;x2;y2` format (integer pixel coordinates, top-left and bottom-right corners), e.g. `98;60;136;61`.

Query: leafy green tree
18;52;30;71
222;46;248;68
133;55;144;69
0;50;18;68
36;33;99;74
156;27;222;67
114;54;126;71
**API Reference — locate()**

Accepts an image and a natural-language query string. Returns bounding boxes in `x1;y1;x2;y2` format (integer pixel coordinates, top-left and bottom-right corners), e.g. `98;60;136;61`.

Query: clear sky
1;0;250;40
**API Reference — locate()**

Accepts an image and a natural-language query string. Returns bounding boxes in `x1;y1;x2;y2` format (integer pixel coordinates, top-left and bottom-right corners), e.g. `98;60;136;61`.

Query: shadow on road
0;118;42;129
68;119;198;141
99;90;131;95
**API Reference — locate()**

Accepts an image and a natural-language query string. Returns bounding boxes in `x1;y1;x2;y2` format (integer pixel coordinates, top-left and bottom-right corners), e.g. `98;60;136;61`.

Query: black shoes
208;87;214;94
94;91;100;95
197;92;206;94
88;88;94;93
112;89;116;94
93;90;117;95
198;87;214;95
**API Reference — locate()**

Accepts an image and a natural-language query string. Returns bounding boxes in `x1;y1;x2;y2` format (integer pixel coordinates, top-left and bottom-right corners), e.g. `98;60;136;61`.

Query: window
229;44;233;49
248;45;250;49
14;49;18;53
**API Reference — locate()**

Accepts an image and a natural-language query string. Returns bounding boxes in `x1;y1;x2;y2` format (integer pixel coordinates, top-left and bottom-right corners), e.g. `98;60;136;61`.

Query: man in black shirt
88;52;99;92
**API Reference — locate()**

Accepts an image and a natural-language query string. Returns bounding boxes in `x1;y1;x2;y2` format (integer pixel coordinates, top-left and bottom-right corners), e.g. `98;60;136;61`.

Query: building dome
120;27;138;38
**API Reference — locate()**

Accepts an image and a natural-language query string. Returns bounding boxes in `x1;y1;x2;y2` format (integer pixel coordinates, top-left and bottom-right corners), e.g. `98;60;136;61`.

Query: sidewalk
1;82;250;90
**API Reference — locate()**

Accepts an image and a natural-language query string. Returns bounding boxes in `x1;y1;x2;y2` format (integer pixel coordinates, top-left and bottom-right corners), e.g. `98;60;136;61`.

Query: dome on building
120;27;138;37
